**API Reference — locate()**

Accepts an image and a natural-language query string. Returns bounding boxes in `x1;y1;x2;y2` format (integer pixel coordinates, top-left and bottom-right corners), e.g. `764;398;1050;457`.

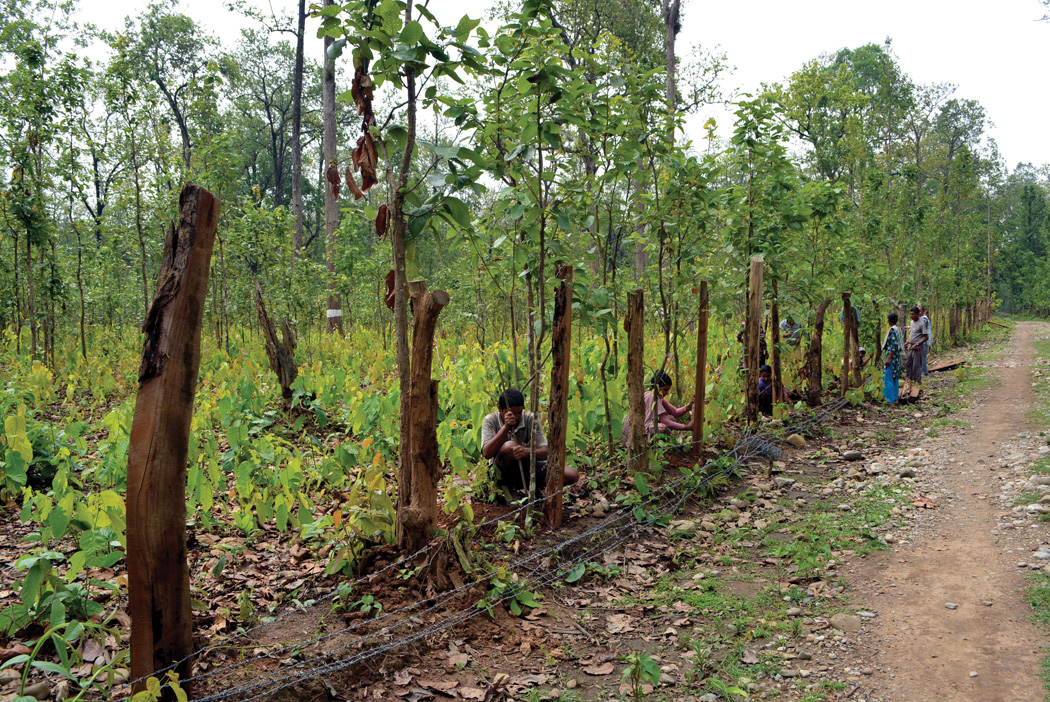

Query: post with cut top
397;280;450;553
545;265;573;527
126;185;220;698
745;256;764;423
841;291;853;396
691;281;708;455
625;289;647;473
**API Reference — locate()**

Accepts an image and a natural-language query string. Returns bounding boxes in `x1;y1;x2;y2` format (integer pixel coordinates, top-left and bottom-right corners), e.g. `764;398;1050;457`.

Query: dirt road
852;322;1048;702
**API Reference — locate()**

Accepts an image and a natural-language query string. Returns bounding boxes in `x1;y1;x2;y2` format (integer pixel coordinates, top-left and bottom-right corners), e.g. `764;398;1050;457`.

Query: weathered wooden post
127;185;220;698
625;289;647;473
545;266;573;527
850;299;862;389
770;280;782;407
745;256;764;423
254;281;298;410
840;291;853;396
396;280;449;553
691;281;708;455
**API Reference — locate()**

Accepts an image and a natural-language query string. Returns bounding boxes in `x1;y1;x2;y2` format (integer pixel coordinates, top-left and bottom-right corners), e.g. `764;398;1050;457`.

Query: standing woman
882;312;904;404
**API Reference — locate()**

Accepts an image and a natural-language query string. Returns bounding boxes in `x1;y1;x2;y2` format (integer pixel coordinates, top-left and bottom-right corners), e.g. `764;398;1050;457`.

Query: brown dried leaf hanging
375;204;389;238
325;162;340;200
384;269;396;310
344;167;364;200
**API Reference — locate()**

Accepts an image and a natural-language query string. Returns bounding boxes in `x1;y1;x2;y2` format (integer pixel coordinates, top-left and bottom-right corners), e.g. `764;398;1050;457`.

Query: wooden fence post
840;291;853;396
625;290;647;473
545;266;573;527
127;185;220;698
397;280;450;553
745;256;764;423
770;280;782;406
692;281;708;455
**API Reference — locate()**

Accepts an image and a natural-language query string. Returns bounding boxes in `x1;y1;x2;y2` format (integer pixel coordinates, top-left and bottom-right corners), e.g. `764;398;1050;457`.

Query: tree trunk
290;0;306;262
805;298;832;406
126;185;220;700
322;0;343;334
397;281;449;553
850;298;862;388
692;281;708;455
255;281;298;410
662;0;681;112
745;256;764;423
625;290;647;473
545;266;573;527
840;292;853;396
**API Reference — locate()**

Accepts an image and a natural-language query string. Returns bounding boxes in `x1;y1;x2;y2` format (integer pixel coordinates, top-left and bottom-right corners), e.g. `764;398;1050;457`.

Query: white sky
79;0;1050;170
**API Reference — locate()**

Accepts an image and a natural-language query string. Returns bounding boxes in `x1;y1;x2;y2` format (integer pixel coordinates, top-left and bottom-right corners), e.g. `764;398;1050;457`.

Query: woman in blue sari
882;312;904;404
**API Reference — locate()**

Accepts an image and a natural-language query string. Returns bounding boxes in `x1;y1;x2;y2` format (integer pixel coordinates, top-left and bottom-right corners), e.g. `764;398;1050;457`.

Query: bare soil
848;322;1047;702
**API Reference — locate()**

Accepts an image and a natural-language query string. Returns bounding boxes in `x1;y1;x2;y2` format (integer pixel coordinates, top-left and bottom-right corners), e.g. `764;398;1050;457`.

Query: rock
669;520;699;538
699;695;719;702
23;682;50;701
773;477;796;488
786;434;806;449
884;534;897;544
945;602;958;610
857;611;877;618
970;671;978;677
786;607;803;617
54;680;71;702
781;669;798;678
701;521;717;532
1033;476;1050;486
829;614;863;633
565;679;578;689
843;450;863;462
861;667;874;675
591;497;610;516
658;673;676;685
982;601;993;607
899;467;917;478
1033;551;1050;560
838;504;850;511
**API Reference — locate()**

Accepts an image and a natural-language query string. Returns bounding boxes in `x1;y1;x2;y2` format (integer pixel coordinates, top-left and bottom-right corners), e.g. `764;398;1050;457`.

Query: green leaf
4;450;27;486
442;197;471;229
399;20;423;45
564;562;586;583
326;38;347;61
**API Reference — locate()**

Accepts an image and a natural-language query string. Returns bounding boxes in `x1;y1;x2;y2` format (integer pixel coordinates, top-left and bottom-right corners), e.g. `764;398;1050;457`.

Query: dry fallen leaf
393;670;413;686
742;649;759;664
583;662;615;676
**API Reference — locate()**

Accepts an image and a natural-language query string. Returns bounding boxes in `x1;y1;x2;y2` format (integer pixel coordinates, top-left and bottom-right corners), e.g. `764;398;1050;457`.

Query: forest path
851;322;1048;702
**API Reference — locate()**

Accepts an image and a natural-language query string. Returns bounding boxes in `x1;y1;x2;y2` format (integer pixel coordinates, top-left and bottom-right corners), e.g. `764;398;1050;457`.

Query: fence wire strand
112;396;851;700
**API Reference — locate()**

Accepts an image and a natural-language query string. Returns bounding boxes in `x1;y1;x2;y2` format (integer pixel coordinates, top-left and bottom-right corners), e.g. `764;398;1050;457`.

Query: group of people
480;305;935;500
880;305;932;404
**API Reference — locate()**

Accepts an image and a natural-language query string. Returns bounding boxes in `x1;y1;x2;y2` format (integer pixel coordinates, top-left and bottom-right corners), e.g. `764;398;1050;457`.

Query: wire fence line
113;396;849;699
190;417;803;702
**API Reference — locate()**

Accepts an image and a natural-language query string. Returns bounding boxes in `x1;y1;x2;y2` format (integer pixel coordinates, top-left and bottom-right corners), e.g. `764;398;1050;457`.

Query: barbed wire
190;425;782;702
117;394;852;697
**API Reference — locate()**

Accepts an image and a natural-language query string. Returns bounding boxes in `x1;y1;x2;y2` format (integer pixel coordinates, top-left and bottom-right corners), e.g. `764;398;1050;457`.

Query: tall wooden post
692;281;708;455
840;291;853;396
397;280;449;552
745;256;764;423
127;185;220;698
625;290;647;473
850;301;862;388
545;266;573;527
770;280;782;406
